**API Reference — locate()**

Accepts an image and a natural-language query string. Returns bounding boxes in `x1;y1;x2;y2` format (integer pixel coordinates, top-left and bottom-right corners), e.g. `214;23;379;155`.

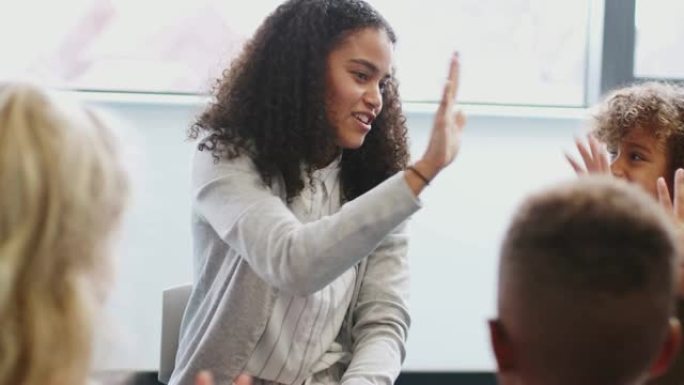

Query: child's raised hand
565;134;610;175
657;168;684;297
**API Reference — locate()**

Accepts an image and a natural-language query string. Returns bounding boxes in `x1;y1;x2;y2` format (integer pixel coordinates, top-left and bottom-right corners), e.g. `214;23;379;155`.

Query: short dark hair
499;176;678;385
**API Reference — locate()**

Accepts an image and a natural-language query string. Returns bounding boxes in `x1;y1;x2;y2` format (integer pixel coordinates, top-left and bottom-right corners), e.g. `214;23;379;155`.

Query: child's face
324;27;393;150
607;126;669;197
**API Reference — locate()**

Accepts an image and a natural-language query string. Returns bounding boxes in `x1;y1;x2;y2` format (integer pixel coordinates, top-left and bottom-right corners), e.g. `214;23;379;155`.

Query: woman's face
324;27;393;150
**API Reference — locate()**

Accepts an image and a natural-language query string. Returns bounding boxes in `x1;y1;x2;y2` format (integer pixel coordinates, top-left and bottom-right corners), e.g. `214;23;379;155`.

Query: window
0;0;282;93
634;0;684;80
374;0;590;106
2;0;592;106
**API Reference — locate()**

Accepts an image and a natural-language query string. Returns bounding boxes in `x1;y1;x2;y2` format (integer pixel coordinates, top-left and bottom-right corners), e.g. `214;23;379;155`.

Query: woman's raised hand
406;52;466;193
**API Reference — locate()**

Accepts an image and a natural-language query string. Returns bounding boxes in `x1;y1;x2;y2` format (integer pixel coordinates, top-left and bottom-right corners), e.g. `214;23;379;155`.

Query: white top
244;159;358;385
169;148;421;385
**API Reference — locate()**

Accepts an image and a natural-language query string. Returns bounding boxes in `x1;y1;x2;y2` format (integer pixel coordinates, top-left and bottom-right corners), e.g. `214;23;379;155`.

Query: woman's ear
649;318;682;378
489;318;516;372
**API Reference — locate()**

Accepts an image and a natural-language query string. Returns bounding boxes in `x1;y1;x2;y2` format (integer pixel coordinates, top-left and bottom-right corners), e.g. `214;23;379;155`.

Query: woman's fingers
439;53;460;114
455;109;466;130
446;53;460;105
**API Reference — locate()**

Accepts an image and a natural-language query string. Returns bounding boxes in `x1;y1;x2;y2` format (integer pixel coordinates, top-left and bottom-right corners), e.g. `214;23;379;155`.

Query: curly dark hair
592;82;684;191
189;0;409;202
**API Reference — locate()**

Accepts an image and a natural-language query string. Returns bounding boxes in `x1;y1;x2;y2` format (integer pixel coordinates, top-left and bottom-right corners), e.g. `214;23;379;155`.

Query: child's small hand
657;168;684;297
565;134;610;175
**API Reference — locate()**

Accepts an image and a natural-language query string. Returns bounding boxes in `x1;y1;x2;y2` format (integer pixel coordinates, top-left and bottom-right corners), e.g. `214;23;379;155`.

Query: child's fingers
599;147;610;172
588;135;609;172
674;169;684;221
588;135;601;168
565;152;585;174
657;177;674;214
575;138;595;171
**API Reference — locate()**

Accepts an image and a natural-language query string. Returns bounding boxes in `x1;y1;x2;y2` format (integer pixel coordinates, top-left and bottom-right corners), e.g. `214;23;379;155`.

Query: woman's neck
312;146;342;170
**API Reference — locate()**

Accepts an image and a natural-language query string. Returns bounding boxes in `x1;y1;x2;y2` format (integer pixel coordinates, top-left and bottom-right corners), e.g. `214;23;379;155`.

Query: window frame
601;0;684;99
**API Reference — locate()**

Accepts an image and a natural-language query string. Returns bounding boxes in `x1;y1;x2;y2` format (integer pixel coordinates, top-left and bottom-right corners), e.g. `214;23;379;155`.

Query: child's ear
489;318;515;372
649;318;682;378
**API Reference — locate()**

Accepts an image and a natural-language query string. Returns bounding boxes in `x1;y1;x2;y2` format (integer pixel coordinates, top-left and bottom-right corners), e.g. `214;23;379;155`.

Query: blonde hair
0;84;128;385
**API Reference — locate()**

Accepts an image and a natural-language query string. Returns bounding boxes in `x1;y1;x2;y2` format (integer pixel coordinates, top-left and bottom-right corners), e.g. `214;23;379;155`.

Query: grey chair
158;284;192;384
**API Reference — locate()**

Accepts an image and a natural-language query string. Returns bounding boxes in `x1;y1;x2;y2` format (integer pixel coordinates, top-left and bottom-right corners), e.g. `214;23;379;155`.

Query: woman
170;1;466;384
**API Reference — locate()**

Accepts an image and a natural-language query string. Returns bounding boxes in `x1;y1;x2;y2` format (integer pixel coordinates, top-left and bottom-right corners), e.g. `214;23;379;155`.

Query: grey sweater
168;150;421;385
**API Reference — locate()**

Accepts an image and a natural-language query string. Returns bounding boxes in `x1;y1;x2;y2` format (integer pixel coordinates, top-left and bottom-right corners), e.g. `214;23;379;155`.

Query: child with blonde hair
0;83;128;385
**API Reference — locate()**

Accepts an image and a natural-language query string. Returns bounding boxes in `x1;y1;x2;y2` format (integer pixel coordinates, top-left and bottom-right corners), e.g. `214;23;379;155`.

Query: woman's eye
607;150;617;160
629;152;644;161
353;71;369;81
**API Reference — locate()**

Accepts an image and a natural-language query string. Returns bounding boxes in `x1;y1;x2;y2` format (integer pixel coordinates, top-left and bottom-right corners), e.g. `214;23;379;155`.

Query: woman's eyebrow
349;59;391;78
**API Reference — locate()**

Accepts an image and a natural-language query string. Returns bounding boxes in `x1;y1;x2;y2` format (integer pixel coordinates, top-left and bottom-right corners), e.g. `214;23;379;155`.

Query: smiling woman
167;1;466;385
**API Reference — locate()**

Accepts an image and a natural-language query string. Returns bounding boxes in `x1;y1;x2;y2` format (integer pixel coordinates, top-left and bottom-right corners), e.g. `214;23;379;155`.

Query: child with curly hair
566;82;684;385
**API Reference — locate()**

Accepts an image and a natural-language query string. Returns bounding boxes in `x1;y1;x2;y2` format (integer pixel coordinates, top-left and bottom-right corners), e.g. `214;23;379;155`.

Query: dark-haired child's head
492;176;681;385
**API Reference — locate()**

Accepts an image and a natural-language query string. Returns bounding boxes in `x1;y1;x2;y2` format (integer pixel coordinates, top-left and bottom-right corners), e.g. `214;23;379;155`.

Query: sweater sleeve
339;222;411;385
192;150;421;296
